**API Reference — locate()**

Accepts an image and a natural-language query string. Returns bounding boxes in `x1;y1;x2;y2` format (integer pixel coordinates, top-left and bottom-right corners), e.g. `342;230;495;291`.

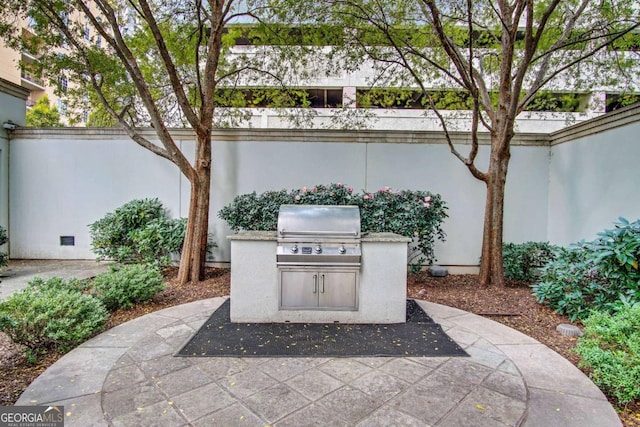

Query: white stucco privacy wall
9;130;184;259
8;128;551;267
0;78;29;245
548;104;640;246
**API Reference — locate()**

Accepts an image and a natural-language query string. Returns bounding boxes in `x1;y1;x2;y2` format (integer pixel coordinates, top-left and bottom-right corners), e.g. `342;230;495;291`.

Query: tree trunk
177;134;212;285
478;141;510;287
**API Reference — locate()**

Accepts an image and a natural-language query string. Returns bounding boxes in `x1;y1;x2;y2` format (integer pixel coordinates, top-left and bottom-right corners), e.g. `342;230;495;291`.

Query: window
214;88;344;108
84;25;91;41
606;93;640;112
59;77;68;94
308;89;343;108
56;99;68;116
59;12;69;48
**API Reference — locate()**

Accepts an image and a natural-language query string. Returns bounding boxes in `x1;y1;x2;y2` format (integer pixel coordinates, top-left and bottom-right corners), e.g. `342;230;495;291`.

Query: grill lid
277;205;361;240
277;205;361;266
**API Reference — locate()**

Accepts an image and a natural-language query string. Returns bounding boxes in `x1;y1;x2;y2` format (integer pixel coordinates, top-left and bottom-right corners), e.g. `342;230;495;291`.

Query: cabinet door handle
320;274;325;293
313;274;318;293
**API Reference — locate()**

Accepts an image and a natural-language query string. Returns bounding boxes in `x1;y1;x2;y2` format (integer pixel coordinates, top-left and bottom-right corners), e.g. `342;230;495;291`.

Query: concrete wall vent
60;236;75;246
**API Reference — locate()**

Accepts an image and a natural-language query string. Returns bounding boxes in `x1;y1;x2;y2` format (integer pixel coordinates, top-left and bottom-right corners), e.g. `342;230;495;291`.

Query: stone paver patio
14;296;621;427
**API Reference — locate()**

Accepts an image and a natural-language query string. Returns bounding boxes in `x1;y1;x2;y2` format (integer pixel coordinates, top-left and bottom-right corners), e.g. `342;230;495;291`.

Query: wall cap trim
0;77;30;100
10;127;549;146
550;103;640;146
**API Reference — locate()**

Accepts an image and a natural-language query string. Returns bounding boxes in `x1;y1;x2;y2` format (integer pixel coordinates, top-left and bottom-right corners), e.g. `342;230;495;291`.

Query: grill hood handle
279;230;359;237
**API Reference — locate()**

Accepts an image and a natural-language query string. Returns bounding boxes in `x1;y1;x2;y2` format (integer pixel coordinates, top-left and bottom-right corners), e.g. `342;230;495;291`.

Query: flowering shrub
218;183;448;265
290;183;356;205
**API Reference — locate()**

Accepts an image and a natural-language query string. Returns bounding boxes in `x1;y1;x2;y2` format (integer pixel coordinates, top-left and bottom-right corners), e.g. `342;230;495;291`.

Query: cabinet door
280;270;318;308
318;271;358;309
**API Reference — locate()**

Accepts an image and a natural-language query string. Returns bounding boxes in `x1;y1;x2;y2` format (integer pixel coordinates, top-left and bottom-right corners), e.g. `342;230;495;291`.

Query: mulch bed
1;267;638;426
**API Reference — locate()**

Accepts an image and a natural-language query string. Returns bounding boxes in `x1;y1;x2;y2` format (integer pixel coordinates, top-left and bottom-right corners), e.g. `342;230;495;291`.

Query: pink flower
425;196;432;202
363;194;369;200
347;187;353;192
423;203;430;208
418;199;423;203
295;195;301;201
337;182;343;187
330;192;335;196
302;187;308;193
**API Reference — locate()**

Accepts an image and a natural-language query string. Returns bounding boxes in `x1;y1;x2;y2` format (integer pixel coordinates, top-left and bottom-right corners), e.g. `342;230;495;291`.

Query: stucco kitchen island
228;231;410;323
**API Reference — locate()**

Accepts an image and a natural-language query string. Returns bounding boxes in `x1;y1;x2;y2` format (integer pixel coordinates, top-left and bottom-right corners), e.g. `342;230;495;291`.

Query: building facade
0;77;29;247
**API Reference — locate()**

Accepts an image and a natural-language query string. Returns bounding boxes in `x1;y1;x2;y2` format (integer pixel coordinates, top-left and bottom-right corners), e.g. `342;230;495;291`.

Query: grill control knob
314;245;322;254
339;245;347;254
291;245;298;254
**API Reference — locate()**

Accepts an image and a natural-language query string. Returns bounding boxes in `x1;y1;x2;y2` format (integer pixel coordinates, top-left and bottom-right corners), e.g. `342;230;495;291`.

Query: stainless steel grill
276;205;361;267
276;205;361;310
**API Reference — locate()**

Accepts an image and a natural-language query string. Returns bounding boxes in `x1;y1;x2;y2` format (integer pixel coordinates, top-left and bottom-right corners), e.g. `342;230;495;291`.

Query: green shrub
89;198;186;265
0;278;108;352
218;183;448;266
575;305;640;404
91;264;165;311
503;241;558;281
533;218;640;320
28;276;92;293
0;225;8;270
130;217;188;265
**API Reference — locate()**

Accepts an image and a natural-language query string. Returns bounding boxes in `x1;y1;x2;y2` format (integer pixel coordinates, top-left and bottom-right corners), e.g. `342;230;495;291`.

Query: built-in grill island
228;205;411;324
277;205;361;310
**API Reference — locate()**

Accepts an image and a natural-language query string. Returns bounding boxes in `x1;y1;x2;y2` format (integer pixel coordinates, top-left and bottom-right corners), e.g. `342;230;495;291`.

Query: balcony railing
20;69;45;89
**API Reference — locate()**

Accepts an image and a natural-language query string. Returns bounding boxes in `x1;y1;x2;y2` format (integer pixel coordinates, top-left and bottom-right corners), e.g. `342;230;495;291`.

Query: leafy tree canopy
25;95;63;127
261;0;640;286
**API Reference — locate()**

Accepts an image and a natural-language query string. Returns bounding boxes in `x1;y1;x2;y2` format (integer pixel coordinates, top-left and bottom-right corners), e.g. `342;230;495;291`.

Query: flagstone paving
14;296;621;426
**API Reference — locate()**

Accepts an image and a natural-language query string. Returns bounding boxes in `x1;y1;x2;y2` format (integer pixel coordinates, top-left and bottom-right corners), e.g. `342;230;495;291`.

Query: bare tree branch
138;0;202;129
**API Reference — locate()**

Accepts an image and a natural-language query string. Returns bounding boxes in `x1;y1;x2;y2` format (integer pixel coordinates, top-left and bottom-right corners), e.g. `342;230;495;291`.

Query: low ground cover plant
502;241;558;281
533;217;640;320
89;198;186;265
0;278;109;353
91;263;165;311
0;263;165;358
575;305;640;404
218;183;448;266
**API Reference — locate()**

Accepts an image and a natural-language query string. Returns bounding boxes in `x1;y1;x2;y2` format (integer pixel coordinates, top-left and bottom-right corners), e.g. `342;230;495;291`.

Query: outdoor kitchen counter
227;230;277;241
226;231;411;242
361;232;411;243
228;231;410;323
